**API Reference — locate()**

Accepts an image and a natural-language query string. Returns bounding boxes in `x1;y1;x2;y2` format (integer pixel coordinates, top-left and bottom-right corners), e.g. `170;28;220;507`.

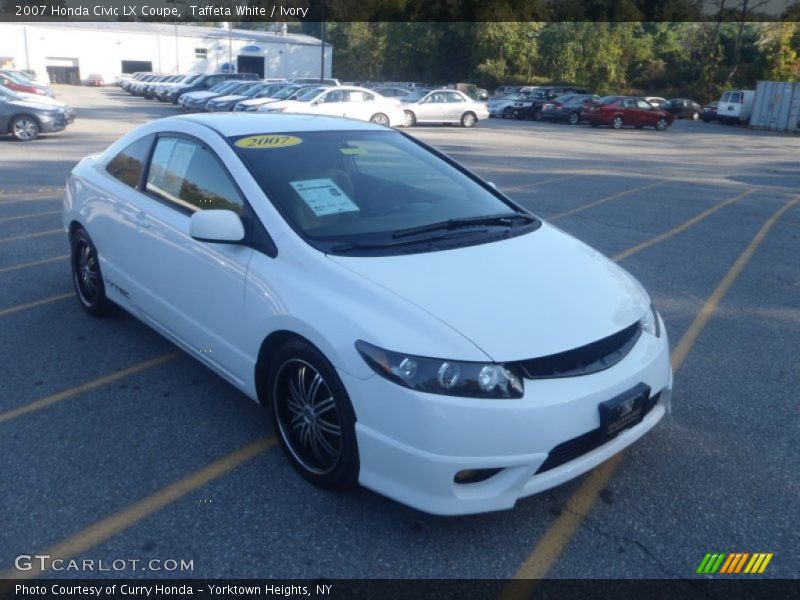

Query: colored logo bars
696;553;773;574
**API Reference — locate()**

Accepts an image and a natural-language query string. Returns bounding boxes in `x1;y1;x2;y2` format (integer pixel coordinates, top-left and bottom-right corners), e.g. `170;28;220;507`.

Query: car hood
182;91;217;100
326;223;650;362
239;97;279;107
15;94;67;107
210;94;246;103
8;99;60;111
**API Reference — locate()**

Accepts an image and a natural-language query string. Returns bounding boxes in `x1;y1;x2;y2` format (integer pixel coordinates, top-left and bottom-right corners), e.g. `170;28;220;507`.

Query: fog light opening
454;468;504;485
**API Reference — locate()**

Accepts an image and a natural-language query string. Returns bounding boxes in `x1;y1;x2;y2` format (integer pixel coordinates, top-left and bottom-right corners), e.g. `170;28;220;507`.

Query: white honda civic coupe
63;113;672;515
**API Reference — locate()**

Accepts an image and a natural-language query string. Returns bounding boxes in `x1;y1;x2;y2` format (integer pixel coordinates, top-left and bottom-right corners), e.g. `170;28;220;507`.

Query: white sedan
400;89;490;127
63;114;672;515
257;86;405;127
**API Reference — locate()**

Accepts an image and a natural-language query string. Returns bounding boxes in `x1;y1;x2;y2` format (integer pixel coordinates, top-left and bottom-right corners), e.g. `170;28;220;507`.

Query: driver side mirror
189;210;245;243
310;101;319;106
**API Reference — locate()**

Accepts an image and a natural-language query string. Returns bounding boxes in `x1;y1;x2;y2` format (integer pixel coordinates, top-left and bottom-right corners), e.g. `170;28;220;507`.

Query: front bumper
342;322;672;515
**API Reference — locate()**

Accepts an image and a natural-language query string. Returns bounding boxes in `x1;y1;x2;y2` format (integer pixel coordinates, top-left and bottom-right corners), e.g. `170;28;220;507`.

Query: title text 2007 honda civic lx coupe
63;114;672;515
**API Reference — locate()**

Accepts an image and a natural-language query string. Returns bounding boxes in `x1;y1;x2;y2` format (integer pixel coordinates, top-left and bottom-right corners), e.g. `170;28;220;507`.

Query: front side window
146;137;244;214
106;135;153;189
232;130;533;255
636;100;652;109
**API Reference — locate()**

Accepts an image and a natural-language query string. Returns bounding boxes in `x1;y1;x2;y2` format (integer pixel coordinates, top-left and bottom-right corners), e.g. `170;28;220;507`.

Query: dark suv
168;73;259;104
513;86;589;120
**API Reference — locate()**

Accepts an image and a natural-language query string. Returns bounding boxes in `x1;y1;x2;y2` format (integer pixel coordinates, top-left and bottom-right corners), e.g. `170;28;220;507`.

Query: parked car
717;90;755;124
64;112;671;515
541;94;601;124
513;86;589;120
0;86;73;141
0;70;55;98
84;74;105;87
660;98;702;120
168;72;259;104
154;74;198;102
701;101;719;123
0;84;75;121
113;74;133;86
180;80;252;112
233;84;317;112
401;89;489;127
289;77;341;86
643;96;667;107
488;92;532;119
206;82;287;112
372;87;411;99
581;96;675;130
259;86;405;127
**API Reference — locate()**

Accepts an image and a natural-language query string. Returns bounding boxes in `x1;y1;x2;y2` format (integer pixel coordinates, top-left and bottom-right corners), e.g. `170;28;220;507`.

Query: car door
134;134;255;384
444;91;468;121
312;89;348;117
417;92;448;122
342;89;374;121
621;98;639;125
636;99;657;125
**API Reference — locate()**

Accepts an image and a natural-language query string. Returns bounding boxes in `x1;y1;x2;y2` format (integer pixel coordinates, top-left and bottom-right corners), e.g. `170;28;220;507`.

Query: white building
0;22;332;84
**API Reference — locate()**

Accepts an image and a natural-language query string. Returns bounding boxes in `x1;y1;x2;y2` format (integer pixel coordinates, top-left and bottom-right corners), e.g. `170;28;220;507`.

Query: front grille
535;391;660;475
513;322;641;379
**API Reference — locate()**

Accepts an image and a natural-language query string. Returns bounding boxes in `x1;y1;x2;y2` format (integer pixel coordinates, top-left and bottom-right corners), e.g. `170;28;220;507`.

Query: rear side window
146;137;244;214
106;135;153;189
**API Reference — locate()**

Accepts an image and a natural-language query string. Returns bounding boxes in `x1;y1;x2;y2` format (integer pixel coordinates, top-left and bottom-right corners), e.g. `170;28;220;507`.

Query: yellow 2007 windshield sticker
235;135;302;149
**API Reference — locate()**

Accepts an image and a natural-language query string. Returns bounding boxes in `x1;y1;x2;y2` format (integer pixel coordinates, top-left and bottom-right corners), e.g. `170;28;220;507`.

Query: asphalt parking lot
1;85;798;582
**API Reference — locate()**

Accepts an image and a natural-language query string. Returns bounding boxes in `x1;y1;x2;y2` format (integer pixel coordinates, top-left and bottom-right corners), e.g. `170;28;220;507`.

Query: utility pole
228;22;233;71
319;1;326;82
174;24;179;72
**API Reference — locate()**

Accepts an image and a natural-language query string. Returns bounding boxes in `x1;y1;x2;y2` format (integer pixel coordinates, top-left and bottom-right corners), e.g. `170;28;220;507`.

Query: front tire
502;106;513;119
403;110;416;127
10;116;40;141
568;112;580;125
370;112;390;126
70;228;111;317
691;111;699;120
611;116;624;129
269;339;359;489
655;117;668;131
532;108;543;121
460;111;477;128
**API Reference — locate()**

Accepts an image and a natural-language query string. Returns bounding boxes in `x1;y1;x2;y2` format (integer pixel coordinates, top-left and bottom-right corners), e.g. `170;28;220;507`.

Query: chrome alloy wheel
12;118;38;141
274;359;343;475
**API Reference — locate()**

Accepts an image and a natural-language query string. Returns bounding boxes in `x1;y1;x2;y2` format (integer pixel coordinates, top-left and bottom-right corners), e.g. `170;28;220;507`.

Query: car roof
175;113;386;136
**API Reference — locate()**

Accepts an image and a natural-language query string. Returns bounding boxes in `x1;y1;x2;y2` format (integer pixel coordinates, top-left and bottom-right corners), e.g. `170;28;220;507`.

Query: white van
717;90;755;123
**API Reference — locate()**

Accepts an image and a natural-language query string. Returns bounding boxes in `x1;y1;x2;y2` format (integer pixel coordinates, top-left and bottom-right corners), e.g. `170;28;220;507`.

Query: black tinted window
106;135;152;188
146;137;244;214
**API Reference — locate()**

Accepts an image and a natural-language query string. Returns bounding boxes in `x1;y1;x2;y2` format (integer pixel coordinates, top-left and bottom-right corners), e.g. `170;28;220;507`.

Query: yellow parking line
0;229;62;244
0;436;277;581
500;194;800;589
0;292;74;317
0;255;69;274
504;174;582;192
549;180;668;221
0;352;183;425
0;210;61;224
612;190;755;262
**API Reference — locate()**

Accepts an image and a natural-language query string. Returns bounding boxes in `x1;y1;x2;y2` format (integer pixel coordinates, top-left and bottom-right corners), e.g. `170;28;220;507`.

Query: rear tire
502;106;513;119
568;112;580;125
70;228;111;317
269;339;359;489
691;111;699;120
370;112;390;127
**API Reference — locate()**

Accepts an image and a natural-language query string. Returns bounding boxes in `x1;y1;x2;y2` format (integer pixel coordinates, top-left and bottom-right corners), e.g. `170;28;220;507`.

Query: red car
0;72;52;97
581;96;674;130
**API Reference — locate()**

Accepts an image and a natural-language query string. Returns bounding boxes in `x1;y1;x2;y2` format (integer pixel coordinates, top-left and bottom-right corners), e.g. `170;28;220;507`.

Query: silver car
401;89;489;127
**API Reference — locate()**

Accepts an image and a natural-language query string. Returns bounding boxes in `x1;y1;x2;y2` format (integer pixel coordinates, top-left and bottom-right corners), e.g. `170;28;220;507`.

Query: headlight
640;303;661;337
355;340;524;399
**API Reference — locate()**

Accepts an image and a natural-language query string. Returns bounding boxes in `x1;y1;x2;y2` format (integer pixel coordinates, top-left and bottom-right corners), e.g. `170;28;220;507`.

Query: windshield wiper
392;212;535;239
330;229;488;253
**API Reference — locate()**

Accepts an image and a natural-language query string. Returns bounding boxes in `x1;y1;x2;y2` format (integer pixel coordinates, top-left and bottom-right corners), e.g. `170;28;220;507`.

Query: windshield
272;86;300;99
296;87;327;102
231;130;532;255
